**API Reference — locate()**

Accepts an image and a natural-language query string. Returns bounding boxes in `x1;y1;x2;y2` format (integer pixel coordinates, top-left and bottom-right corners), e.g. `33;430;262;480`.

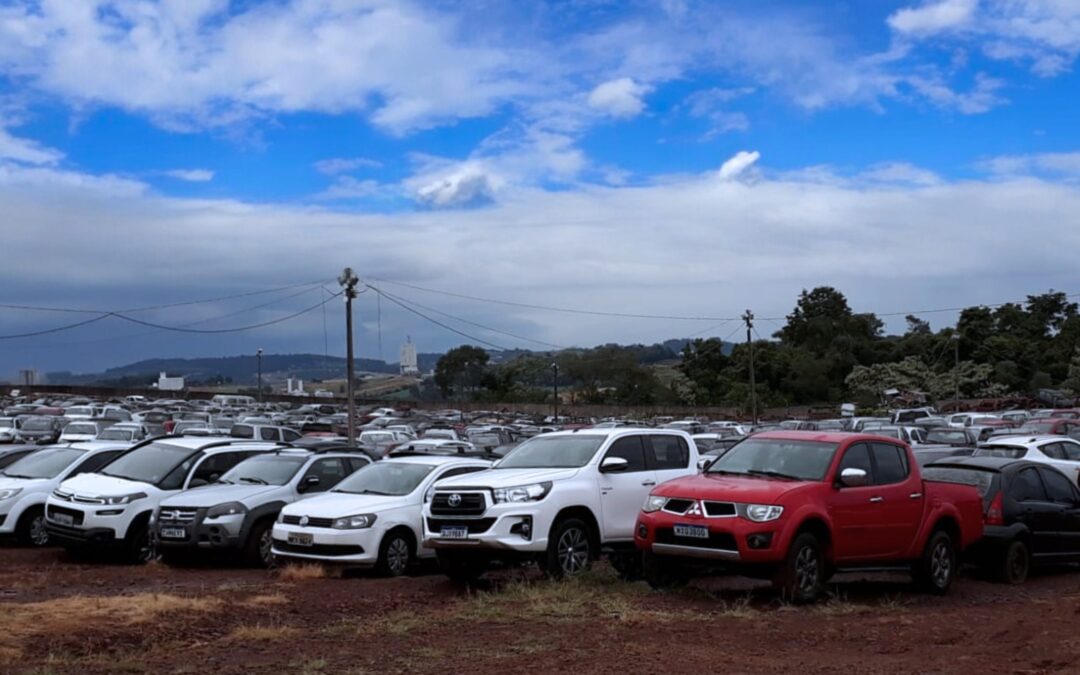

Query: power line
109;292;343;334
0;314;113;340
370;287;510;351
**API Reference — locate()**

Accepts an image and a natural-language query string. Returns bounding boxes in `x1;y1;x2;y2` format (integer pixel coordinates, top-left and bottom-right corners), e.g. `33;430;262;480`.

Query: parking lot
1;545;1077;675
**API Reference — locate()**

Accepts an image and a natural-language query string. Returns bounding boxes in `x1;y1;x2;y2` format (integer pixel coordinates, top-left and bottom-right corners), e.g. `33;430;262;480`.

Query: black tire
15;507;49;547
774;532;825;604
913;530;957;595
542;518;593;579
124;521;156;564
995;538;1030;585
375;530;413;577
436;550;487;583
609;550;644;581
243;519;276;568
642;551;688;589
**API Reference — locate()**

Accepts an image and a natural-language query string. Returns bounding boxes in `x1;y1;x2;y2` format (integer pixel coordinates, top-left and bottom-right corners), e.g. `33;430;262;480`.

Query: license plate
673;523;709;539
160;527;187;539
440;526;469;540
52;513;74;526
287;532;314;547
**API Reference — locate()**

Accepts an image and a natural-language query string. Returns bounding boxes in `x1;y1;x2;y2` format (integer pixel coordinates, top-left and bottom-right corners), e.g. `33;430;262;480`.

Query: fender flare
239;501;288;541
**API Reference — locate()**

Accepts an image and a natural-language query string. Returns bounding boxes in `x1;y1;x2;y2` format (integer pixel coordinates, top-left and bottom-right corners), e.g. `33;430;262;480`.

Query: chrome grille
661;498;695;515
158;508;198;523
703;501;736;518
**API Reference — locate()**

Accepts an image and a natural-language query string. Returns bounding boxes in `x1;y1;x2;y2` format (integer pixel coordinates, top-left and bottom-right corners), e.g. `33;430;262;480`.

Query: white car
0;417;23;443
974;435;1080;483
423;429;701;581
271;456;491;575
60;421;110;443
45;436;282;562
0;442;130;546
96;423;151;443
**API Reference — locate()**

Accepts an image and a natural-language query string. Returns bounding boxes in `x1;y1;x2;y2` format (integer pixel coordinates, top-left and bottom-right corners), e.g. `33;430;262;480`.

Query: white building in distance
157;372;185;391
400;337;419;376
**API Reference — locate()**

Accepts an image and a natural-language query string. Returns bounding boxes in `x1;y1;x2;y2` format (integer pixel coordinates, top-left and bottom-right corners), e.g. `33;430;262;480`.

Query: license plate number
673;523;709;539
52;513;74;526
440;526;469;540
287;532;314;547
160;527;186;539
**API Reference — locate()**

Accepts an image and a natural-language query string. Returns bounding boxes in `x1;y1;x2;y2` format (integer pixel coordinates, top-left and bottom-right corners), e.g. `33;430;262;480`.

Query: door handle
869;496;884;503
641;480;657;487
909;492;923;499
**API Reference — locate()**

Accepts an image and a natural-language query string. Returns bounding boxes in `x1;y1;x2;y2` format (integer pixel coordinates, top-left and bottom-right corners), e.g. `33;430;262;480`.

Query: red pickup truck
635;431;985;603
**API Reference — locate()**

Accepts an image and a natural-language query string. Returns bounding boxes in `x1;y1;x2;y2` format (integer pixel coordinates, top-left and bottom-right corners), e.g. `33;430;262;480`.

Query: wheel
436;550;487;583
913;530;957;595
244;519;275;568
15;507;49;547
542;518;593;578
125;522;156;564
375;531;413;577
774;532;825;604
642;551;688;589
609;550;643;581
995;538;1030;585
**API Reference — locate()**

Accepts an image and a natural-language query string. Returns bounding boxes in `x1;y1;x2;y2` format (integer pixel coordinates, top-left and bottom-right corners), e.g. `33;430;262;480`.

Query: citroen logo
447;493;462;508
299;515;309;526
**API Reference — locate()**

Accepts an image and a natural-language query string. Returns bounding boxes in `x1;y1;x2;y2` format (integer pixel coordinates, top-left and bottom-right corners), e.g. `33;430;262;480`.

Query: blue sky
1;0;1079;376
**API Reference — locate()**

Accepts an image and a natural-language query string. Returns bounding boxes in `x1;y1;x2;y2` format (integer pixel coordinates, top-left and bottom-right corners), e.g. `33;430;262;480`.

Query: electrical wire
0;313;114;340
109;291;343;334
370;288;510;351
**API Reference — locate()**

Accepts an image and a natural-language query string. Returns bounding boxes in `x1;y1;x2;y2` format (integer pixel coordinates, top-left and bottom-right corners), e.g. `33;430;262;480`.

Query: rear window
923;466;996;497
973;445;1027;459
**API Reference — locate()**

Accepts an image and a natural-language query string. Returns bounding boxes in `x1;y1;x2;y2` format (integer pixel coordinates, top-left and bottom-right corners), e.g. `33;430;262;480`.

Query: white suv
45;437;281;562
423;429;700;581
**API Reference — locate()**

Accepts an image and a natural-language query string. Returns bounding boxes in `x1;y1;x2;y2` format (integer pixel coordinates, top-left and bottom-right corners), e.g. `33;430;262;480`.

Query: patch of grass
319;619;361;638
227;625;300;641
278;563;330;581
358;613;429;637
297;658;329;674
245;592;289;606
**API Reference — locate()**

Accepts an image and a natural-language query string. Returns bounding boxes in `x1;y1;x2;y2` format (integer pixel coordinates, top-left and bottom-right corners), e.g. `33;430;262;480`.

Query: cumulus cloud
888;0;978;34
717;151;760;180
586;78;651;118
977;152;1080;178
163;169;214;182
0;125;63;165
314;157;383;175
860;162;942;186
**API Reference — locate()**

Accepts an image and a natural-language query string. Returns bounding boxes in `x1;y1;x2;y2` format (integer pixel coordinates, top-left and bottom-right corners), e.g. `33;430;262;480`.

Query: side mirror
697;457;714;472
187;478;208;488
838;467;869;488
299;475;320;492
599;456;629;473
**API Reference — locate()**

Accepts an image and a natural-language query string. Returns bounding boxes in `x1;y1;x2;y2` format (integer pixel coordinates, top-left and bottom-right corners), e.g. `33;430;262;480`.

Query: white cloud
314;157;383;175
888;0;978;35
586;78;651;118
163;169;214;182
717;151;760;181
317;176;390;201
860;162;942;186
977;152;1080;177
0;125;63;165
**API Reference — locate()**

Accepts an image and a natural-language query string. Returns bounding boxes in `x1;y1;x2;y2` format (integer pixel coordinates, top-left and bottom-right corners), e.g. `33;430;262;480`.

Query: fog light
747;533;773;550
637;524;648;539
510;516;533;541
97;509;123;516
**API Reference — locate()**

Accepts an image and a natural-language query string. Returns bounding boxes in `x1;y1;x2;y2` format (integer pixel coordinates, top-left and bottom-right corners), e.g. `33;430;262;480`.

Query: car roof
982;434;1075;446
382;455;490;467
753;430;878;444
142;435;283;452
541;428;689;439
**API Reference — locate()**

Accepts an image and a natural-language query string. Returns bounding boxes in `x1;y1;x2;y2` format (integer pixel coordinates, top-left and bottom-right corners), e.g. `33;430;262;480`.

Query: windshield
1027;421;1059;433
23;418;55;431
926;430;970;445
868;428;902;440
231;425;254;439
64;423;98;435
66;407;93;416
220;455;306;486
97;429;133;441
1;448;83;479
98;442;199;487
973;445;1027;459
708;438;839;481
0;418;12;427
498;435;604;469
332;462;435;496
174;421;206;432
923;466;996;498
362;432;393;442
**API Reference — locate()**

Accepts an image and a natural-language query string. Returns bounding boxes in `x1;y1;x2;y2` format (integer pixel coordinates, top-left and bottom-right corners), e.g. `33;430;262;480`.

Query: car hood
280;492;410;518
160;484;281;508
0;477;49;491
58;472;155;497
653;473;819;503
434;467;581;490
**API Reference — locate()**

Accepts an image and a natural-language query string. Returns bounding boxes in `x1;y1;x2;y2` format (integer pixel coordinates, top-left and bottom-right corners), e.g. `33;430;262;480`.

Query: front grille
281;515;335;528
703;501;736;517
51;490;72;502
158;508;198;523
431;492;486;516
662;498;694;515
72;495;107;505
273;540;364;556
655;527;738;551
426;517;497;534
46;505;85;526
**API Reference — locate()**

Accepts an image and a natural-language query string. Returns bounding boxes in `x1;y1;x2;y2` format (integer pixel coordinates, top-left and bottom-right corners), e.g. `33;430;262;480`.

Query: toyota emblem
447;493;462;508
299;515;309;526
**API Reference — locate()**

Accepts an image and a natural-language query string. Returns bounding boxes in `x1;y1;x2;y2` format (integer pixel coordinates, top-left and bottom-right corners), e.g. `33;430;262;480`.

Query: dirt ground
1;545;1079;675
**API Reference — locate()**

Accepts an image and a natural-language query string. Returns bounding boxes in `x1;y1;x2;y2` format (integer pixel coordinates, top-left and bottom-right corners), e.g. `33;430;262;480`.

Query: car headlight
332;514;377;529
104;492;147;506
0;488;22;501
642;495;667;512
740;504;784;522
492;482;552;504
206;502;248;519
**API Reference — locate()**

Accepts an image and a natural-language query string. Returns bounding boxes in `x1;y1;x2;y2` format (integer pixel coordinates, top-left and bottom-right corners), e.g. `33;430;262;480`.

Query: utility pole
552;361;559;425
743;310;757;425
256;348;263;403
952;332;961;409
338;268;360;445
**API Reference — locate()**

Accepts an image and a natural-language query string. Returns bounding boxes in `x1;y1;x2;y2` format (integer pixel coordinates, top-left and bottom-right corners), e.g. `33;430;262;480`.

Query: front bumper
422;495;551;554
270;522;375;565
156;509;244;550
44;500;138;543
636;509;787;564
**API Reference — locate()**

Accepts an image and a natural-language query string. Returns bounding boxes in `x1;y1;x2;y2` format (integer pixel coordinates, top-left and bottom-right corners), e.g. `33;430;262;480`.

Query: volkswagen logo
299;515;309;526
447;493;463;508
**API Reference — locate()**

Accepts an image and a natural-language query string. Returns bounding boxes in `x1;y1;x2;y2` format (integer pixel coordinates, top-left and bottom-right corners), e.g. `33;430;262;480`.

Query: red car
635;431;984;603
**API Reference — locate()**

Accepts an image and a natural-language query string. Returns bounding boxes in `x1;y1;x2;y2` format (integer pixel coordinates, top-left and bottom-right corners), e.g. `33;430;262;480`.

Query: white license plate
288;532;314;547
440;526;469;540
673;523;709;539
160;527;187;539
52;513;74;526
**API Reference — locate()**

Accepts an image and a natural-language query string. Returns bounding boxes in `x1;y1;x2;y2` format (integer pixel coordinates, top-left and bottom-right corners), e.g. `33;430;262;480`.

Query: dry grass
278;563;331;581
226;625;300;641
358;613;429;637
0;593;223;663
245;592;289;606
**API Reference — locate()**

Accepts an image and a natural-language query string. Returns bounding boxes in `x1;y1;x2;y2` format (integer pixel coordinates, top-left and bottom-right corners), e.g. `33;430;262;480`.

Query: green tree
434;345;490;399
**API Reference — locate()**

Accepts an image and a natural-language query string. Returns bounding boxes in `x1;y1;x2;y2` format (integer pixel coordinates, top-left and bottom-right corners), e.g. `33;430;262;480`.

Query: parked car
1024;418;1080;437
863;425;928;445
45;437;282;562
60;420;112;443
155;449;371;567
973;436;1080;484
16;416;64;444
692;434;744;457
358;430;414;456
273;455;491;574
424;429;701;581
925;428;976;447
0;442;130;546
635;431;985;603
96;423;150;443
0;417;24;443
925;457;1080;583
230;424;302;443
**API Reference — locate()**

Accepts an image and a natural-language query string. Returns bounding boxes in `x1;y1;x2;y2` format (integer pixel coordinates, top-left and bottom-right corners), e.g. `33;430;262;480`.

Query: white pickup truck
422;428;701;581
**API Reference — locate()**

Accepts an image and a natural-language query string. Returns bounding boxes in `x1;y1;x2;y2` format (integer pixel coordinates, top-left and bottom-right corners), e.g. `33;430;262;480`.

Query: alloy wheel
795;545;819;593
259;529;274;566
386;538;409;575
931;541;951;588
29;515;49;547
557;527;589;575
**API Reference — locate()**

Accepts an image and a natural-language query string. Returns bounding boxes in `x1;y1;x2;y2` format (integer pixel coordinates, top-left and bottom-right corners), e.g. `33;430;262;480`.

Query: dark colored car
16;416;63;444
924;457;1080;584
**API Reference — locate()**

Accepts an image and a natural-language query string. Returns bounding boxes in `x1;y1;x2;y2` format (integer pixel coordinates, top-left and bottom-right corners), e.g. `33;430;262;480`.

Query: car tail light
985;491;1004;526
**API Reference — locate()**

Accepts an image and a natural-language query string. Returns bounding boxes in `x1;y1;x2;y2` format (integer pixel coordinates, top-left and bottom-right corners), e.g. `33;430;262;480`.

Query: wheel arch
551;506;601;559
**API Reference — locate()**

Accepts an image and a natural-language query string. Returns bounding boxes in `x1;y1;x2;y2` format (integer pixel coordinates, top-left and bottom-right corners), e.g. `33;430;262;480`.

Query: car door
1037;467;1080;559
869;442;924;557
298;457;353;494
829;442;884;561
597;435;656;541
1037;443;1080;485
646;434;692;485
1008;467;1061;558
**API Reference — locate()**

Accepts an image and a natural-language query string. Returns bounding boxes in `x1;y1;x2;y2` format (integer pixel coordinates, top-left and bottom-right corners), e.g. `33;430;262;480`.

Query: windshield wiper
707;469;750;476
746;469;800;481
238;477;268;485
359;489;392;495
1;473;33;479
214;478;234;485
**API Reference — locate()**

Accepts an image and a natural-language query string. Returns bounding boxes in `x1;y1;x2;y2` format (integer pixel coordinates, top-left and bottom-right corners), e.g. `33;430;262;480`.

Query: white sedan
974;435;1080;483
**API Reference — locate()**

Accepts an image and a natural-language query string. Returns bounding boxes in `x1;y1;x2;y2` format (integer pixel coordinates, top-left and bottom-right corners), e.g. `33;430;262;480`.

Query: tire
243;519;275;568
642;551;688;589
609;550;644;582
774;532;825;604
995;538;1030;585
125;521;156;564
913;530;957;595
542;518;593;579
15;507;49;547
436;550;487;583
375;530;413;577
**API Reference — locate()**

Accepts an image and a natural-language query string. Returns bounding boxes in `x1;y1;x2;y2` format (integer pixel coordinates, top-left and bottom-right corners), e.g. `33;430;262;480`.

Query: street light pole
552;362;559;424
256;348;263;403
339;268;360;445
743;310;757;425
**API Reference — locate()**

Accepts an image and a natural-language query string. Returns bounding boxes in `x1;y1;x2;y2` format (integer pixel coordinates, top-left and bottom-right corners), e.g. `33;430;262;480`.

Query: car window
1039;468;1078;504
1058;441;1080;461
345;456;371;473
259;427;279;441
648;435;689;470
69;450;124;476
283;429;301;442
192;451;248;484
603;435;648;472
838;443;874;482
301;457;351;492
1041;443;1068;460
1010;468;1048;503
871;443;909;484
